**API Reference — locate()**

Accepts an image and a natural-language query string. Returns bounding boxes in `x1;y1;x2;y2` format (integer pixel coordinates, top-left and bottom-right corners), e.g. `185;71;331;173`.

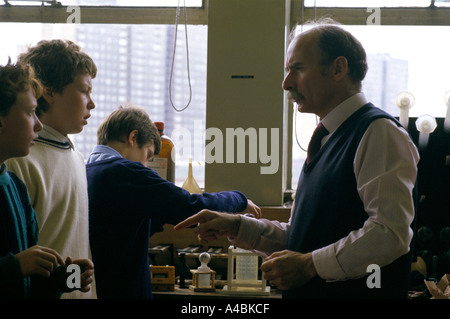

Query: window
5;0;204;7
291;22;450;188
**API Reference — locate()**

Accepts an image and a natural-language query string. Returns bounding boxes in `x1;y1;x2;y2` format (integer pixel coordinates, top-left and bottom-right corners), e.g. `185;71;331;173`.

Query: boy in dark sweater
86;105;260;299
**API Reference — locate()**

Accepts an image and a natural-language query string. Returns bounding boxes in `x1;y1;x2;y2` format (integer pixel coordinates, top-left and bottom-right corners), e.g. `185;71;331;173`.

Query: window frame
290;0;450;26
0;3;207;25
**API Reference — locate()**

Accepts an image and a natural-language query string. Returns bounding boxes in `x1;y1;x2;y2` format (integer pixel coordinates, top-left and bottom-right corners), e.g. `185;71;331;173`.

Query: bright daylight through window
291;11;450;187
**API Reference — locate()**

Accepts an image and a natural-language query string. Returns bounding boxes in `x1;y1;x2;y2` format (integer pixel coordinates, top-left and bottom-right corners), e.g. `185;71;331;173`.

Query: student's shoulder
5;156;31;177
87;157;166;186
8;142;56;164
5;170;28;196
87;157;150;174
6;146;53;172
5;169;20;184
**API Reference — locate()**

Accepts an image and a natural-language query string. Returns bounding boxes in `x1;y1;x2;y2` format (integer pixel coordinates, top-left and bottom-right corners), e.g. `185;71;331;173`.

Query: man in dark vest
174;20;419;299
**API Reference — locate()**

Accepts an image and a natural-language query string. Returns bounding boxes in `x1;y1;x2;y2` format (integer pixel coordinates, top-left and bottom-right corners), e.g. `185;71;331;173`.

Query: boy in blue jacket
86;105;260;299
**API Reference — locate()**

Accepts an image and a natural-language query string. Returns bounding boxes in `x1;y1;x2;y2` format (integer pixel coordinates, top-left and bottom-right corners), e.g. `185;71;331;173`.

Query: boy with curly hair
0;61;92;298
6;40;97;298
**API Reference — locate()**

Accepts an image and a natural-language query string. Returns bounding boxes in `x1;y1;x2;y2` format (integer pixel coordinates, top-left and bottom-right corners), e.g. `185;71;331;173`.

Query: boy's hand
65;257;95;292
240;200;262;218
15;245;64;277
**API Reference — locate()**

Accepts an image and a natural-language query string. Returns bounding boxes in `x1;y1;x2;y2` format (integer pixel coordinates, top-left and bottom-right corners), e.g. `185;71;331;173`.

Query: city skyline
74;23;208;185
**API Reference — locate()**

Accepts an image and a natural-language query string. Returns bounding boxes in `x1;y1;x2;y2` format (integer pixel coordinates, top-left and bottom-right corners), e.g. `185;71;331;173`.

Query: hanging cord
294;0;318;151
294;106;307;152
169;0;193;112
294;108;320;152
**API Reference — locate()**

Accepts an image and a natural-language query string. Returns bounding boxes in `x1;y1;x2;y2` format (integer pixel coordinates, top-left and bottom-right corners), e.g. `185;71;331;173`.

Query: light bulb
396;92;415;129
444;91;450;133
415;114;437;151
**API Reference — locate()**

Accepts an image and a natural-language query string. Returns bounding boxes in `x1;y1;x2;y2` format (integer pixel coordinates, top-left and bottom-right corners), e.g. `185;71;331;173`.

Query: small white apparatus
221;246;270;295
416;114;437;151
396;91;415;130
444;91;450;133
189;252;216;292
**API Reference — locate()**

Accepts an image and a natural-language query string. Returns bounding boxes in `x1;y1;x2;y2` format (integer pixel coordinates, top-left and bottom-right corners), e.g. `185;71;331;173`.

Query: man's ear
41;86;55;105
332;56;349;81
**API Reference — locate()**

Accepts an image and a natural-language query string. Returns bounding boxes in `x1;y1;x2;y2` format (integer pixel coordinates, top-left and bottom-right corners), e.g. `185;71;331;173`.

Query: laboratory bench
149;245;280;299
147;207;290;300
148;206;291;270
152;283;282;299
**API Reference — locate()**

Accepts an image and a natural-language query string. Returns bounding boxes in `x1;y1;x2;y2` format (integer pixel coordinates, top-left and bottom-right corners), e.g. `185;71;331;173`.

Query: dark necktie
306;122;329;164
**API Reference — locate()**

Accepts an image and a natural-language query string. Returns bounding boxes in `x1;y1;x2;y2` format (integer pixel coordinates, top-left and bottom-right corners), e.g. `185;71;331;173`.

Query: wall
204;0;288;206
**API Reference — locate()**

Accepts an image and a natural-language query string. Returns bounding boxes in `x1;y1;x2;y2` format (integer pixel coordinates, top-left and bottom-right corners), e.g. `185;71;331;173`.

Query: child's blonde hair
0;60;42;116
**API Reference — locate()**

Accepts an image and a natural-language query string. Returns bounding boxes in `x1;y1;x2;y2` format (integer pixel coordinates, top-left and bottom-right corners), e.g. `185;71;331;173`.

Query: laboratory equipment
182;158;202;193
444;91;450;133
222;246;270;295
396;91;415;129
189;252;216;292
415;114;437;151
147;121;175;182
150;265;175;291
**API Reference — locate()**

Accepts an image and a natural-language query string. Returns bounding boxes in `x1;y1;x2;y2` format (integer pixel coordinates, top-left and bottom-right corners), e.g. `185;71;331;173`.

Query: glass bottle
149;121;175;183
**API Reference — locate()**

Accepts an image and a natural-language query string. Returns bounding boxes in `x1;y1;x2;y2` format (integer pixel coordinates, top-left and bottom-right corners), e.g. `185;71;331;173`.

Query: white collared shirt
320;92;369;146
36;124;75;150
233;93;420;282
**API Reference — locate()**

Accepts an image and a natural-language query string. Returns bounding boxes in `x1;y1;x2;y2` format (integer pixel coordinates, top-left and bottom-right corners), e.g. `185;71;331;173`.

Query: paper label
147;157;168;179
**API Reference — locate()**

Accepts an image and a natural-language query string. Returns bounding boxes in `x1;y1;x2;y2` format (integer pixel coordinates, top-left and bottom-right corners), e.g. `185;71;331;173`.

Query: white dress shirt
232;93;420;282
